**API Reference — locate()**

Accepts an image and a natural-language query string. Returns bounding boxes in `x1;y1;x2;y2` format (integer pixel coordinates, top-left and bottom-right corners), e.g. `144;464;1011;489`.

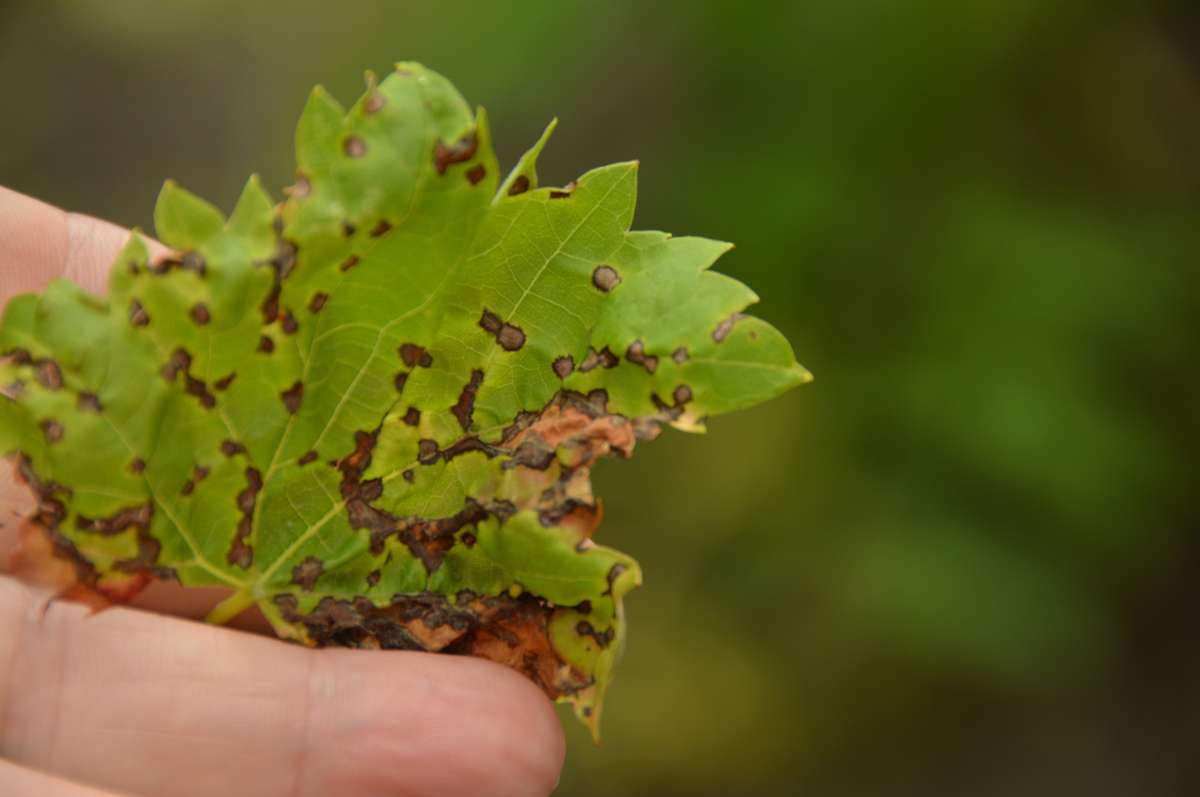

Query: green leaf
0;63;809;738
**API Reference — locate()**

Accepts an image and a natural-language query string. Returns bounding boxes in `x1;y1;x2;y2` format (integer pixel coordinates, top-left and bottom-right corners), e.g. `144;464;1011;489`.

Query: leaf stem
205;589;256;625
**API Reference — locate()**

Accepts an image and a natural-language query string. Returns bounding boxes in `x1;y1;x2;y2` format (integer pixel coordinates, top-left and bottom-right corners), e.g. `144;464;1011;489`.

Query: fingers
0;185;165;307
0;577;565;797
0;759;127;797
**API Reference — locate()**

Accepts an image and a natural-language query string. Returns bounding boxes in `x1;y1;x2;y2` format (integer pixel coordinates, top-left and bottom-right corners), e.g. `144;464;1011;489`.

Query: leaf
0;62;810;738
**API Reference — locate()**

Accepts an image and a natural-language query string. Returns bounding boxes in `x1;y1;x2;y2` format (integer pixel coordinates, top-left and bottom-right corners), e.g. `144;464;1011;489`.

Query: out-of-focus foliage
2;1;1197;794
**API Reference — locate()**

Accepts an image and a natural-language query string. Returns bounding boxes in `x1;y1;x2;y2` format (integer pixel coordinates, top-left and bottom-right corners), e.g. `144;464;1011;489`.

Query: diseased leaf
0;63;810;737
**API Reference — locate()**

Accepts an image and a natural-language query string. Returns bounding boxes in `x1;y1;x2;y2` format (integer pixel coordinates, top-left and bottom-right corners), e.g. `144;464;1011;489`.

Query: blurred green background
3;1;1198;794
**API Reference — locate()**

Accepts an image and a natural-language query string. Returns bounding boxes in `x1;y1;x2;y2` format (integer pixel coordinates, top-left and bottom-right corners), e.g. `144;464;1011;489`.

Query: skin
0;186;566;797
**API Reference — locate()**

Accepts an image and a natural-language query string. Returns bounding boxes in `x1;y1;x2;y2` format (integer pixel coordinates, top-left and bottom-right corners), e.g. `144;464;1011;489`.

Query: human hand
0;186;565;797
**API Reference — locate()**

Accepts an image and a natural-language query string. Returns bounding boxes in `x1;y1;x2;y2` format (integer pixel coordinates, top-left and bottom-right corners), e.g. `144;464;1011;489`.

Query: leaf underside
0;63;809;737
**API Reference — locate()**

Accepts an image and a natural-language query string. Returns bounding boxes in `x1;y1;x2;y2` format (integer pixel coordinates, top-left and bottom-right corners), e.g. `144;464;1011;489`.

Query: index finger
0;186;156;306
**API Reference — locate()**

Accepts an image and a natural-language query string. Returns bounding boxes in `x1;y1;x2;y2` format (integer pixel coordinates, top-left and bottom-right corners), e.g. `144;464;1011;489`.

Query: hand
0;186;565;797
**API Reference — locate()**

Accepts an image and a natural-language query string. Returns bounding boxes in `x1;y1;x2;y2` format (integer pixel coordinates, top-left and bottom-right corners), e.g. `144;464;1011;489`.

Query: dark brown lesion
402;406;421;427
364;93;385;114
393;372;408;393
190;303;211;325
450;369;484;431
712;312;746;342
478;309;525;351
287;173;312;199
214;373;236;391
308;293;329;314
77;393;102;412
39;419;64;443
672;346;689;364
150;251;206;277
291;556;324;591
344;136;367;158
339;255;360;272
257;335;275;354
549;181;578;199
273;591;593;700
280;381;304;414
12;454;171;604
625;339;658;374
552;355;575;380
508;175;531;196
261;238;298;326
280;311;299;335
228;467;262;569
369;220;392;238
298;450;318;466
433;131;478;176
220;439;245;457
579;346;619;372
129;299;150;327
398;343;433;368
575;619;614;649
161;348;217;408
465;164;486;185
591;265;621;292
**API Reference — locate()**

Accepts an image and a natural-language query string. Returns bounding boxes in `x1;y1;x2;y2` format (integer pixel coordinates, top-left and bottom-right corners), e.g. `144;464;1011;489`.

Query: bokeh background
3;1;1199;794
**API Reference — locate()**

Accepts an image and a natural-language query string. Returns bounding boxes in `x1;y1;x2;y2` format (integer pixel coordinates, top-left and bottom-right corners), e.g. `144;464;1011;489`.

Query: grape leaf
0;63;810;737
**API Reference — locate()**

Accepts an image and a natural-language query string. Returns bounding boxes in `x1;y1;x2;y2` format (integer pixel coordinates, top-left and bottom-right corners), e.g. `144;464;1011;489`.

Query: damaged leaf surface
0;63;810;737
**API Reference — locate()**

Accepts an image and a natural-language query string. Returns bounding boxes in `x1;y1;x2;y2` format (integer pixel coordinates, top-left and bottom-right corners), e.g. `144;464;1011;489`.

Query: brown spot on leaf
308;292;329;313
450;369;484;432
402;469;414;483
576;620;615;649
129;458;146;474
344;136;367;158
340;255;360;272
341;221;357;238
281;311;299;335
129;299;150;327
579;347;619;372
369;219;392;238
508;175;531;196
190;303;211;325
552;355;575;379
402;406;421;427
214;373;236;391
181;479;195;496
418;439;439;464
298;450;318;466
479;311;526;352
185;375;216;409
220;439;245;457
672;346;689;364
366;569;381;588
193;464;210;482
591;265;621;292
40;419;64;443
281;381;304;414
399;343;433;368
625;340;658;374
713;312;745;342
433;131;479;175
35;360;63;390
77;393;102;412
291;556;324;591
393;372;408;393
290;173;311;198
466;164;486;185
258;335;275;354
673;384;693;404
364;93;385;114
228;467;261;569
